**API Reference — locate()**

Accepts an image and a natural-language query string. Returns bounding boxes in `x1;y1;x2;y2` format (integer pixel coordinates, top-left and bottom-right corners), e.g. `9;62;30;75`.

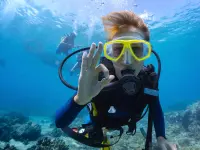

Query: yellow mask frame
103;39;152;62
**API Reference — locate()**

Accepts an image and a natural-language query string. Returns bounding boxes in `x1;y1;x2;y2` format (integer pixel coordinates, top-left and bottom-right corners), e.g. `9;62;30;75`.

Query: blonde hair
102;10;150;41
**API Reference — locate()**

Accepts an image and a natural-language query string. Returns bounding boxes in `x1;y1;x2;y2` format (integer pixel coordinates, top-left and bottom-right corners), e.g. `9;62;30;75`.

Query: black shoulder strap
129;64;160;150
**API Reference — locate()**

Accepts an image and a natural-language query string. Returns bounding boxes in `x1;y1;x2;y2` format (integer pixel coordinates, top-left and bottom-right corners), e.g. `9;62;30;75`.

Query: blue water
0;0;200;118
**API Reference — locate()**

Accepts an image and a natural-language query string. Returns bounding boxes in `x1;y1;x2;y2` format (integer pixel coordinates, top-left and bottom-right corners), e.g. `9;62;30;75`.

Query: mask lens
105;43;124;59
130;42;149;59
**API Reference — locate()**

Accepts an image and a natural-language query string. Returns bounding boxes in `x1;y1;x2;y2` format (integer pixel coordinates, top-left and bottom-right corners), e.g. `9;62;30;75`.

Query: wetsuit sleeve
151;97;166;139
55;93;86;128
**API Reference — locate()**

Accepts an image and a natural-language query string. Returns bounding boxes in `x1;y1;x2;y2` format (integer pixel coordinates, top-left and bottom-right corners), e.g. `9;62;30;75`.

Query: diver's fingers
91;42;103;68
95;63;115;84
95;64;109;79
80;51;88;73
100;75;115;88
87;43;96;67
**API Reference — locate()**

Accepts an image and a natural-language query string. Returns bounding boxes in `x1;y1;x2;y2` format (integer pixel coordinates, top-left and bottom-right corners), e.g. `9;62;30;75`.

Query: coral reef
0;112;41;143
0;101;200;150
27;136;69;150
11;122;41;142
2;144;17;150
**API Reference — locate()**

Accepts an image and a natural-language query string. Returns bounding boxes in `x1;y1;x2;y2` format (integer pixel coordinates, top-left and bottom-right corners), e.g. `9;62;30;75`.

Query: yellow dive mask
103;36;152;62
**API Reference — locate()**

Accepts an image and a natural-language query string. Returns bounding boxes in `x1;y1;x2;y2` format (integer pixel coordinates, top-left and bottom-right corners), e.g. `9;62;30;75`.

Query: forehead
113;28;145;40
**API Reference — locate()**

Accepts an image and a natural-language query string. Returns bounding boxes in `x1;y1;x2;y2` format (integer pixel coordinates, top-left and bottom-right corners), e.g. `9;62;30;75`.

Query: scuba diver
56;31;82;68
70;52;83;76
55;11;177;150
56;31;77;56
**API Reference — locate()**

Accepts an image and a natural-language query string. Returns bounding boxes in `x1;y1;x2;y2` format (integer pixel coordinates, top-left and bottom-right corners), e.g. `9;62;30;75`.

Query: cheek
137;62;144;71
113;61;126;71
132;60;144;70
114;61;123;68
138;63;143;69
134;59;143;65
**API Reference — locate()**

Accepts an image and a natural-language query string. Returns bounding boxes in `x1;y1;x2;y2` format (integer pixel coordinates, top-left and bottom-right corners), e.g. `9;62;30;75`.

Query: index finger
91;42;103;68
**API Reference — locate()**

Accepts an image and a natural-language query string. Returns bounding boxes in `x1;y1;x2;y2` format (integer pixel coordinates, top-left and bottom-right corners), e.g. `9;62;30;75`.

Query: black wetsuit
55;59;166;139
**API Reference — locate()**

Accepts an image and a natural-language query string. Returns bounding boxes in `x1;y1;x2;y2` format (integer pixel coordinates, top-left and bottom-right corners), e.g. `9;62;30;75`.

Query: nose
123;48;133;65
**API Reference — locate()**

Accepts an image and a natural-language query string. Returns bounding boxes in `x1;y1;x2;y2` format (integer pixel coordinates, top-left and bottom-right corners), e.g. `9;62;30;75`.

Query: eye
112;43;123;56
131;44;143;57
